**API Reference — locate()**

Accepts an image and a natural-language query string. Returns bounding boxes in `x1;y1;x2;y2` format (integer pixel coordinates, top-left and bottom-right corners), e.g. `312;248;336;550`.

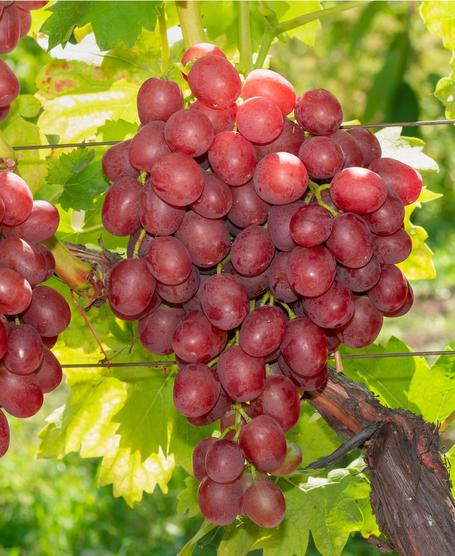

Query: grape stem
308;181;338;217
254;1;363;69
234;403;251;423
277;301;296;320
238;1;253;74
175;1;205;48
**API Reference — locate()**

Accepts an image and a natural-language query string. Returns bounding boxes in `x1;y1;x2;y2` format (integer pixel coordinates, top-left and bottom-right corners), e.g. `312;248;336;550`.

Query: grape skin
173;363;220;418
241;481;286;528
216;345;265;402
239;414;287;472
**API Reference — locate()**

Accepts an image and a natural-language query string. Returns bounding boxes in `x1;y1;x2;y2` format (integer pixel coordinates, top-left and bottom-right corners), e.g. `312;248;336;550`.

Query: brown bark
307;370;455;556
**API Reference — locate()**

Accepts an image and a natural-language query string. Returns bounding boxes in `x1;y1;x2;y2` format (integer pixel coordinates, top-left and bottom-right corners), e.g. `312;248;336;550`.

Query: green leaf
407;347;455;424
398;208;436;280
178;520;217;556
219;462;379;556
177;476;200;518
41;1;161;51
39;149;107;211
341;337;426;413
446;445;455;494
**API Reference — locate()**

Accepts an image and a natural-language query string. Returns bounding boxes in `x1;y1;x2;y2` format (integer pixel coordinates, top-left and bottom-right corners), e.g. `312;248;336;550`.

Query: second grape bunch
101;42;421;528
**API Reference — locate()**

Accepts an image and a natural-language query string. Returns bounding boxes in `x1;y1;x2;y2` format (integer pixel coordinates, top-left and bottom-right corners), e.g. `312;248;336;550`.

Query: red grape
374;229;412;264
363;191;405;236
0;59;19;107
329;129;364;168
189;100;236;134
281;316;328;377
223;261;269;299
289;204;333;248
271;440;302;476
236;96;283;144
231;225;274;277
384;282;414;317
193;436;216;480
239;414;286;472
0;5;21;53
327;213;374;268
102;140;139;182
107;259;156;317
146;236;192;285
250;375;300;431
0;369;43;418
4;323;43;375
22;285;71;337
205;439;245;483
368;264;408;313
253;152;308;205
139;305;184;355
188;55;241;109
198;477;242;525
242;69;296;115
287;245;336;297
128;121;171;172
337;255;381;292
192;172;233;219
208;131;257;186
267;252;298;303
200;274;249;330
0;315;7;358
2;200;60;243
0;267;32;315
255;119;304;160
347;128;381;165
102;178;141;237
175;211;230;268
298;136;344;180
239;306;286;357
303;279;354;329
137;78;183;124
0;409;9;457
187;386;232;426
369;157;423;205
17;7;31;37
216;345;265;402
164;108;214;157
0;237;48;286
150;152;204;206
330;167;387;214
267;202;303;251
241;481;286;528
156;266;199;304
339;296;383;348
0;171;33;226
25;347;62;393
172;310;227;363
295;88;343;135
181;43;226;68
173;363;220;418
140;184;185;236
227;180;269;228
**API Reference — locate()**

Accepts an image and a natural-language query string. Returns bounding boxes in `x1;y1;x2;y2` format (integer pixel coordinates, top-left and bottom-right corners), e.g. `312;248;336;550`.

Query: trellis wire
9;119;455;151
60;349;455;368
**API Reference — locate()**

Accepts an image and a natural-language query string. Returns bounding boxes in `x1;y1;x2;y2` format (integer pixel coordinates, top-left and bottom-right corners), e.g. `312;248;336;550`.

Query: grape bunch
0;168;70;457
0;1;47;120
101;43;422;528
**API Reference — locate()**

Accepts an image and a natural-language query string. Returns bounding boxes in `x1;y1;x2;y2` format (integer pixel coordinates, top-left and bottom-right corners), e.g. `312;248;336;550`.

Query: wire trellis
59;349;455;369
9;119;455;151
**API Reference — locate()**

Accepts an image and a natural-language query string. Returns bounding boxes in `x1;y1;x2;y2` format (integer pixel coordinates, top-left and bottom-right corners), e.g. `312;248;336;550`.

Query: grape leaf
38;149;107;211
177;476;200;518
41;1;161;51
218;461;379;556
446;445;455;494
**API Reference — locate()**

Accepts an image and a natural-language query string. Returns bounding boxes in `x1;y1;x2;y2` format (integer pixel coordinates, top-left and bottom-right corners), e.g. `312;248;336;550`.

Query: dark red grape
287;245;336;297
137;78;183;124
337;256;381;292
298;136;344;180
324;329;341;353
339;296;383;348
188;55;241;109
236;96;283;144
0;267;32;315
271;440;302;476
369;158;423;205
150;151;204;206
255;119;304;160
223;261;269;299
1;200;59;243
146;236;192;285
231;225;274;277
0;59;19;107
140;184;185;236
208;131;256;186
330;167;387;214
384;282;414;317
347;127;381;165
25;347;62;393
205;439;245;483
363;191;405;236
102;178;141;237
295;88;342;135
327;213;374;268
253;152;308;205
172;310;227;363
368;264;408;312
107;259;156;317
241;481;286;528
175;211;230;268
0;369;43;418
289;204;333;248
128;121;171;172
279;357;328;391
193;436;216;480
250;375;300;431
0;237;48;286
303;279;354;329
22;285;71;337
18;6;31;37
267;202;303;251
102;140;139;182
0;171;33;226
198;477;242;525
227;180;269;228
156;266;200;304
239;306;286;357
35;244;56;281
242;69;296;115
189;100;236;134
187;386;232;426
4;323;43;375
0;409;9;457
374;229;412;264
216;345;265;402
329;129;364;168
0;315;7;358
239;414;286;472
0;5;20;53
200;274;248;330
281;316;328;377
267;252;298;303
15;1;48;10
139;305;184;355
164;108;214;157
192;172;233;219
173;363;220;417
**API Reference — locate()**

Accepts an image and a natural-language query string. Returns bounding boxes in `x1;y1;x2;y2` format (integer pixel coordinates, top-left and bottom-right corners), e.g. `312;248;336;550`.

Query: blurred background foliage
0;1;453;555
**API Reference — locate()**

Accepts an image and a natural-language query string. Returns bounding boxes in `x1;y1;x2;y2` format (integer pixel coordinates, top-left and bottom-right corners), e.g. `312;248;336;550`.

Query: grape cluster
101;43;422;528
0;169;70;457
0;1;47;120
